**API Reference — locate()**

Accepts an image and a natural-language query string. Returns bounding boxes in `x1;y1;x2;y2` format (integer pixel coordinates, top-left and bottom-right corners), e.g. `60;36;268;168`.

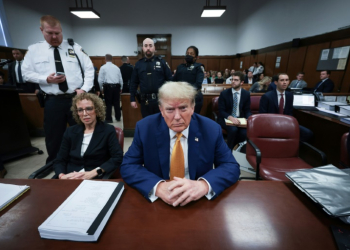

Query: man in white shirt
225;69;236;84
121;81;240;206
98;54;123;122
22;15;94;165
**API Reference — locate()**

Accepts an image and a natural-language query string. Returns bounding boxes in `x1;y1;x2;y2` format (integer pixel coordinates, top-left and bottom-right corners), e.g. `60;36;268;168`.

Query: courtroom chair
243;114;326;181
28;126;124;179
340;132;350;168
250;95;261;114
212;96;227;136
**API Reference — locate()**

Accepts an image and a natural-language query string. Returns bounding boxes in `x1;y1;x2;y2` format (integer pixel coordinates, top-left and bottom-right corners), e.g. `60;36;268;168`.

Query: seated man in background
202;71;211;84
313;70;334;93
218;71;252;151
289;72;307;89
244;71;254;84
225;69;236;84
259;73;313;143
121;81;240;207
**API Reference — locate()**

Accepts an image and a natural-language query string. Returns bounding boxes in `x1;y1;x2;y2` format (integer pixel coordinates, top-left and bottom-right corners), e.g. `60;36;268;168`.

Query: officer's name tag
156;66;161;68
68;49;76;58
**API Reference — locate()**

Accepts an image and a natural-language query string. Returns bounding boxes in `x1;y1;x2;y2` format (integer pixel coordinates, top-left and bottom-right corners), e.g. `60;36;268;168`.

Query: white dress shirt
276;89;286;108
149;126;215;202
81;133;93;157
22;40;94;95
247;78;253;84
15;60;25;83
226;76;232;84
230;88;242;118
98;62;123;90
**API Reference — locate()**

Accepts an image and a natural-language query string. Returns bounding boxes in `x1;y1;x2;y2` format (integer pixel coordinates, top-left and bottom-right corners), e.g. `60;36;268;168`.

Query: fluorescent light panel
70;8;100;18
201;6;226;17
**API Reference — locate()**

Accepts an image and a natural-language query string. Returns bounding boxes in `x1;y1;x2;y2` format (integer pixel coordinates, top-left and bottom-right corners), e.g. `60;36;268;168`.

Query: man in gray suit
289;72;307;88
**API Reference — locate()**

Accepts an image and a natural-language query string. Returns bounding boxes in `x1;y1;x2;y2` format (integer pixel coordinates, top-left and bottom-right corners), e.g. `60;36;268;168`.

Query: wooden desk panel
19;93;44;136
121;94;142;136
0;179;348;250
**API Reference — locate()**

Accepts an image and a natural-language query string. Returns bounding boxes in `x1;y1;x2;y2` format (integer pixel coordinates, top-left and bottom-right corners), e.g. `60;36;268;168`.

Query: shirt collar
46;40;63;49
322;78;328;82
232;88;241;95
169;125;189;140
276;89;285;95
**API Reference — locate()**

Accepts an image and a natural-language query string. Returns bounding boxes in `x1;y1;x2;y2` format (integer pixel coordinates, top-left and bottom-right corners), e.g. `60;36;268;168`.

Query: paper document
225;118;247;125
0;183;30;211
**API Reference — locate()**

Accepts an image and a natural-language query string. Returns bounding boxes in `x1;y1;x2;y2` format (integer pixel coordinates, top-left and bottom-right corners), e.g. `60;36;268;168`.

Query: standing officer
130;38;172;118
120;56;133;93
98;54;123;122
173;46;204;113
22;15;94;164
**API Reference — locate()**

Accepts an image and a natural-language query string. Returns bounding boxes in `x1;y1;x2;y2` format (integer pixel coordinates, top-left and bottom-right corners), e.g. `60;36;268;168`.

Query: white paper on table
316;107;347;117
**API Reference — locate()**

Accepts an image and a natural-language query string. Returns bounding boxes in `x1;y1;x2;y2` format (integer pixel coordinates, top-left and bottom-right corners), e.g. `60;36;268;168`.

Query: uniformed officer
120;56;133;93
173;46;204;113
22;15;94;164
98;54;123;122
130;38;172;118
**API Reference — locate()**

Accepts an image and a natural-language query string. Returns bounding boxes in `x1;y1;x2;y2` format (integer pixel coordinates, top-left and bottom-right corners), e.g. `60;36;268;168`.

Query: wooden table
1;179;348;250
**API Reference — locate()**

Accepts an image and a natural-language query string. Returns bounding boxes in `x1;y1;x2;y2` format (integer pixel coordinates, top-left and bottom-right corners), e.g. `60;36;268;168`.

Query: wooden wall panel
207;59;220;72
243;56;251;70
171;59;184;71
264;51;276;76
196;58;207;70
286;47;307;80
273;49;290;75
220;59;232;71
257;53;266;65
302;42;330;87
330;38;350;92
233;58;240;70
249;55;258;65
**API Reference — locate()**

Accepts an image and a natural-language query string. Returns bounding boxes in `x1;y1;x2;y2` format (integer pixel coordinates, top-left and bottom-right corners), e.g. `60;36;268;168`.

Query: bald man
129;38;172;118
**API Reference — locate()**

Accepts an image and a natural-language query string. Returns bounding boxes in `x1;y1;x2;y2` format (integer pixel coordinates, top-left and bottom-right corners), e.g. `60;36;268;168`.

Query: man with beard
130;38;172;118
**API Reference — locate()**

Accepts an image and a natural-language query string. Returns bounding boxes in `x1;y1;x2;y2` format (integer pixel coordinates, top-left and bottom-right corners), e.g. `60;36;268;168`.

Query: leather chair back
340;132;350;168
247;114;299;158
250;95;261;114
111;127;124;179
212;97;219;121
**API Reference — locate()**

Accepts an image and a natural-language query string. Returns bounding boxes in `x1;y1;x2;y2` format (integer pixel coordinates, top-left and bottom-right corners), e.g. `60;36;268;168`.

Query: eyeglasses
77;106;94;114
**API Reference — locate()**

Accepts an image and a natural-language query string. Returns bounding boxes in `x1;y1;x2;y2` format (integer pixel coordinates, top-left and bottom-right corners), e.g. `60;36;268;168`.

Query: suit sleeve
8;63;15;85
201;125;240;198
259;94;268;113
129;63;139;102
243;92;252;119
324;80;334;93
218;91;231;120
53;129;71;175
285;94;294;116
120;123;164;201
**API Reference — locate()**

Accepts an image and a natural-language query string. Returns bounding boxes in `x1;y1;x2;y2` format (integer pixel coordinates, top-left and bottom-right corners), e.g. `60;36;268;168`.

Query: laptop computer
293;94;318;111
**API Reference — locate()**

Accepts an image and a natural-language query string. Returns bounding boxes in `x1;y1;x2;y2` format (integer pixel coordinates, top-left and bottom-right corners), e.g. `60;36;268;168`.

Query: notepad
38;180;124;241
0;183;30;212
225;118;247;125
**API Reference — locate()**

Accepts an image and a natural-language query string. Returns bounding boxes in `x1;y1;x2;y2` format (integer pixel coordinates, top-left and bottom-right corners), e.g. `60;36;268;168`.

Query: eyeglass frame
77;106;94;114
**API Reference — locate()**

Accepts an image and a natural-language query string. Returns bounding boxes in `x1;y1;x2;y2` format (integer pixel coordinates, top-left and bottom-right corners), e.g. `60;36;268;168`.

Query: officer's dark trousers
194;92;203;114
140;99;160;118
44;96;76;163
219;120;247;150
104;84;121;121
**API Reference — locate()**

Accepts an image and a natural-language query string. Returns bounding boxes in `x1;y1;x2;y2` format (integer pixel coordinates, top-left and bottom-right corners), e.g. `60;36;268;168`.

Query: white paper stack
38;180;124;241
0;183;30;211
317;101;348;111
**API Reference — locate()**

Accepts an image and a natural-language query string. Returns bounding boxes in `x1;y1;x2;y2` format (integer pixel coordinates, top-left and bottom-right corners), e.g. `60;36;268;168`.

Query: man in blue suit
313;70;334;93
259;73;313;143
121;81;240;207
218;71;252;150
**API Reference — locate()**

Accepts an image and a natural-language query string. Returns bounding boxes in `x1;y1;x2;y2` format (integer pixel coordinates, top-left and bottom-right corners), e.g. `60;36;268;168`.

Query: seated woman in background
249;76;272;93
215;71;224;83
259;73;265;81
223;68;230;80
211;72;217;83
54;93;123;179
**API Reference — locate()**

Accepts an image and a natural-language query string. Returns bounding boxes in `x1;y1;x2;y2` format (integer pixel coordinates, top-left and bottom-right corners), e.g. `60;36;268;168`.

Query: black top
215;78;224;84
120;63;134;83
173;63;204;90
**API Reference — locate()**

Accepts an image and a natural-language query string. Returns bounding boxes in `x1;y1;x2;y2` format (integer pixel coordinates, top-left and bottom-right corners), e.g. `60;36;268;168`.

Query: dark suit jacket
215;78;224;83
267;82;277;92
120;63;134;83
218;88;252;127
313;79;334;93
244;76;254;84
259;90;293;116
8;61;37;93
54;121;123;176
8;61;17;86
120;113;240;201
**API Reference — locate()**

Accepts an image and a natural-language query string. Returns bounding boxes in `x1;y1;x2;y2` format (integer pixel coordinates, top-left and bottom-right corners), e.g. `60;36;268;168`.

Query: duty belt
140;93;158;105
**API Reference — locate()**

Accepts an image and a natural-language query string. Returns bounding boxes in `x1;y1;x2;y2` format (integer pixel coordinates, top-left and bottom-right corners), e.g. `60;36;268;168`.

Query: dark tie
232;92;238;117
295;81;299;88
279;94;284;114
54;47;68;92
17;61;24;83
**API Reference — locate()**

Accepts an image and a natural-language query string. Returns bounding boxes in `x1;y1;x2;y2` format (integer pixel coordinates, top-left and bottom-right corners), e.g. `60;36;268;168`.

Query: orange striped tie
170;133;185;180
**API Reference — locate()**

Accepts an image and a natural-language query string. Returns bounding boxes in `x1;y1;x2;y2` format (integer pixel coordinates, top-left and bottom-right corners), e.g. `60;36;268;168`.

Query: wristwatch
96;167;103;177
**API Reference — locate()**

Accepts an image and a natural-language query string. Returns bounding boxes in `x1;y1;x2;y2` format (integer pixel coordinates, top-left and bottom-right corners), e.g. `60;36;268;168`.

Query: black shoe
0;168;7;179
105;120;113;123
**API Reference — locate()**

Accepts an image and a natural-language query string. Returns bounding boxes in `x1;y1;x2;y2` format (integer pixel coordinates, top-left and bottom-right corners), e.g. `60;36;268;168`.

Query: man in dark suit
218;71;252;150
121;81;240;207
8;49;36;93
259;73;313;142
313;70;334;93
202;71;211;84
120;56;133;93
267;75;278;92
244;71;254;84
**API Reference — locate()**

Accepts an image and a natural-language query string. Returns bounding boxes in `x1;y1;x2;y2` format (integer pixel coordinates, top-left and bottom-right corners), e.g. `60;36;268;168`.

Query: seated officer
218;71;252;151
121;81;240;207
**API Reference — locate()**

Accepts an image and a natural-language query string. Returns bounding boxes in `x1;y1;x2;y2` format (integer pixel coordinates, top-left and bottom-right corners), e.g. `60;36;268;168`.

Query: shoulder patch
81;48;88;56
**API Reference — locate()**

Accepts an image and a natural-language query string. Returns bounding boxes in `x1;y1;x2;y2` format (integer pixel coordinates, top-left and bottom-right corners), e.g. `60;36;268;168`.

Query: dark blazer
267;81;277;92
313;79;334;93
8;61;17;86
259;90;293;116
215;78;224;84
120;113;240;201
54;121;123;176
218;88;252;126
244;76;254;84
120;63;134;83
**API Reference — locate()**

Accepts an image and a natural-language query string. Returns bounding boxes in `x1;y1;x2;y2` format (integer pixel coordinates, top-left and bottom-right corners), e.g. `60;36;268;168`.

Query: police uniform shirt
129;56;172;102
98;62;123;90
173;63;204;90
15;60;26;83
22;40;94;95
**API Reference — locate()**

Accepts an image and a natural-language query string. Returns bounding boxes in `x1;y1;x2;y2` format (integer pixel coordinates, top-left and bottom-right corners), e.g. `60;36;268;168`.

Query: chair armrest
28;161;54;179
300;141;327;165
247;139;261;180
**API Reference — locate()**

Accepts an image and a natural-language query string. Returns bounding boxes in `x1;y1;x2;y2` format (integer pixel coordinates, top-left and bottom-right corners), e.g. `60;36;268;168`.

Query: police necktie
232;92;238;118
279;94;284;114
54;47;68;92
170;133;185;180
17;61;24;83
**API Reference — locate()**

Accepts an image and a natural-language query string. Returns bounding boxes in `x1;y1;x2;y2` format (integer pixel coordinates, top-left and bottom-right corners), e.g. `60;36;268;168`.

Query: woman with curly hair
54;93;123;179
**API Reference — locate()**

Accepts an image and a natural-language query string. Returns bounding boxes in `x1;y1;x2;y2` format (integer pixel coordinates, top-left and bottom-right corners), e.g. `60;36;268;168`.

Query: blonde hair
71;93;106;124
158;81;197;106
258;76;272;91
40;15;61;28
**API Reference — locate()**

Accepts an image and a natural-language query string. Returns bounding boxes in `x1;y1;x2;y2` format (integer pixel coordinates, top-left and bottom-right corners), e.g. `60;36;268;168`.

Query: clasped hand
156;177;209;207
59;170;97;180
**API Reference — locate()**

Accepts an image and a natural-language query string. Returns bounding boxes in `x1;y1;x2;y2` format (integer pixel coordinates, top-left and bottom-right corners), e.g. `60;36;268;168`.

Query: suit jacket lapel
84;121;104;156
188;115;200;179
273;91;279;110
155;117;170;179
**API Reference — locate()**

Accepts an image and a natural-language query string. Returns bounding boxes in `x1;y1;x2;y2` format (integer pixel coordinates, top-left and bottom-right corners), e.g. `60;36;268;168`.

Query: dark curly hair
71;93;106;125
